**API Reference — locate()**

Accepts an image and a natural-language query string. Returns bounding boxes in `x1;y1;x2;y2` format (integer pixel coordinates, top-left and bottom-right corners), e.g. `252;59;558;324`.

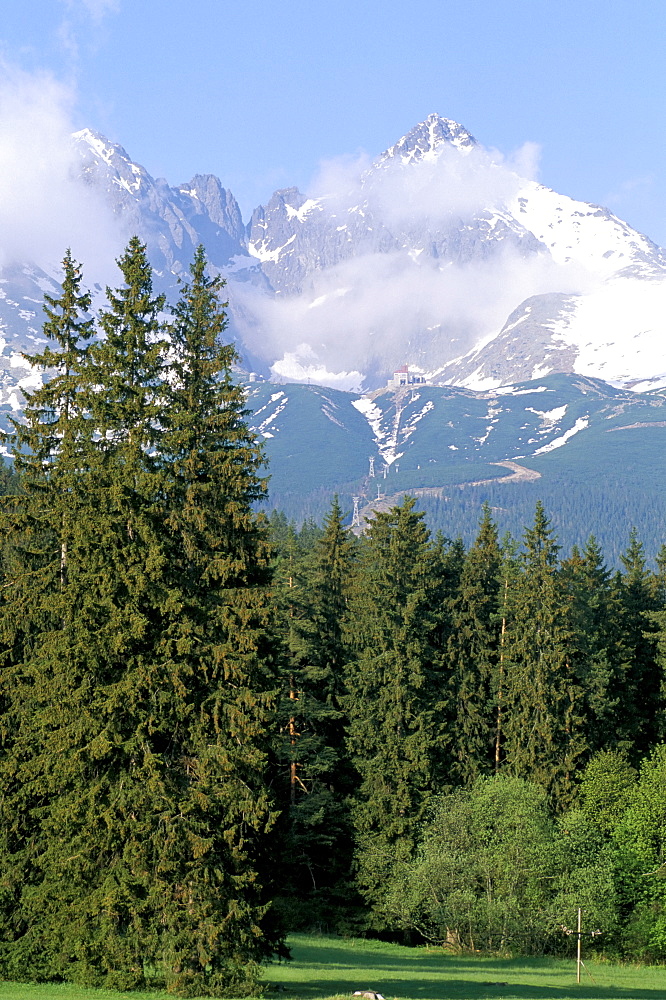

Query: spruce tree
274;497;357;925
501;502;585;807
0;241;173;989
655;543;666;603
493;532;521;774
150;244;283;992
616;528;662;757
0;243;283;995
560;536;628;757
0;251;96;983
447;504;502;784
343;497;451;918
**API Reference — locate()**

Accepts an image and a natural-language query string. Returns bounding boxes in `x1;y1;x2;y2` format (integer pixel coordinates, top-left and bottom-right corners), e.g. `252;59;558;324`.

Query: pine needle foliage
501;502;585;808
0;243;283;996
343;497;451;918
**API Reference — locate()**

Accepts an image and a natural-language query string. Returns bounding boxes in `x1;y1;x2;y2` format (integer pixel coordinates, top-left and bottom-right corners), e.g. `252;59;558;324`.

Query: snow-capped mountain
234;114;666;390
0;112;665;412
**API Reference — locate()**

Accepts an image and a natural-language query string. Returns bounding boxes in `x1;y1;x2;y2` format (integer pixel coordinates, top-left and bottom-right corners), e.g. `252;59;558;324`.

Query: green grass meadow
1;935;666;1000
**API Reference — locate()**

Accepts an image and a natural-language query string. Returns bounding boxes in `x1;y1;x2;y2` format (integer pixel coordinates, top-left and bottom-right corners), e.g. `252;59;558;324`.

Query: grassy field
1;934;665;1000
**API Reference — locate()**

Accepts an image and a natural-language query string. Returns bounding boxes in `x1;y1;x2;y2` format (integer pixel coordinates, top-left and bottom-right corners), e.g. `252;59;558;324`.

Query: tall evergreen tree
151;244;283;991
447;504;502;784
0;243;283;995
274;497;357;925
616;529;662;757
494;532;521;773
343;497;451;918
654;543;666;604
501;503;585;807
560;536;628;757
0;251;96;985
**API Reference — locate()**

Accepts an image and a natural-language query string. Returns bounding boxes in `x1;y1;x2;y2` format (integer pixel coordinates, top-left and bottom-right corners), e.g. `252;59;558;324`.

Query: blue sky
1;0;665;244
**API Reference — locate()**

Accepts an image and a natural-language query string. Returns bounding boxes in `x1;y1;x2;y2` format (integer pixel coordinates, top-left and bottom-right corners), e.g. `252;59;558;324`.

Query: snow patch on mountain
509;182;665;278
526;404;568;426
566;279;666;384
285;198;321;222
533;416;590;454
352;395;404;464
252;392;289;438
402;399;434;442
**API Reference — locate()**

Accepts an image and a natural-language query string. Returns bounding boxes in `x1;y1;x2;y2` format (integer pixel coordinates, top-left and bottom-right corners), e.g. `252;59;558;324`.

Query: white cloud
270;344;363;392
309;140;542;227
0;61;126;283
309;151;373;209
233;135;595;386
235;245;591;387
365;143;538;227
57;0;120;66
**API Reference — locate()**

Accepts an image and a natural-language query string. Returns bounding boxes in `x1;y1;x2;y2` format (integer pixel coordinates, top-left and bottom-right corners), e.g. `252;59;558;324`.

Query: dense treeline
267;473;666;571
267;498;666;959
1;241;666;996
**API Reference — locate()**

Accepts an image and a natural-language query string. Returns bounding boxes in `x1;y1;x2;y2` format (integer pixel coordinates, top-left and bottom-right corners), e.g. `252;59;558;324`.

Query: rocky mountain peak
377;113;477;166
72;128;142;180
177;175;244;240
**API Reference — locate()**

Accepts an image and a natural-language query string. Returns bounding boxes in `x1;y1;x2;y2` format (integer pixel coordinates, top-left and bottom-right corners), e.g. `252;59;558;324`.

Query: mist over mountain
0;111;665;420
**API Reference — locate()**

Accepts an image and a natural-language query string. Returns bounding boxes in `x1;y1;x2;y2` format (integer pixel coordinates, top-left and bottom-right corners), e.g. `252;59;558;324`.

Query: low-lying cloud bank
236;249;590;382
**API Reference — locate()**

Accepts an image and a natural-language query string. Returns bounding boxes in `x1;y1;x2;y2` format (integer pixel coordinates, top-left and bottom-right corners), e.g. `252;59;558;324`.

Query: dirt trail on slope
469;460;542;485
606;421;666;432
355;461;540;530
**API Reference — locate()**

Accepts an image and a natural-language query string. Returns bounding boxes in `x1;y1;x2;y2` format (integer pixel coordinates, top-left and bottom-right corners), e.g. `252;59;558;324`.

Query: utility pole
577;908;582;985
351;496;361;529
560;908;601;984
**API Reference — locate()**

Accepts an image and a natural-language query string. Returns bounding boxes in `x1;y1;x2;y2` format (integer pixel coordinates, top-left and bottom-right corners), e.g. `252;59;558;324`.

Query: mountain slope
245;373;666;561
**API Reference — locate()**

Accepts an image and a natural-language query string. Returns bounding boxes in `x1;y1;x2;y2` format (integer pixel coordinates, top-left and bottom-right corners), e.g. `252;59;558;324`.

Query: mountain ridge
0;113;665;421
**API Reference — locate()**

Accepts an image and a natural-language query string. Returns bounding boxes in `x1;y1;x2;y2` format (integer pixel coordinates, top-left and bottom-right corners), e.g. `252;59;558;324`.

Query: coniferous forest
1;241;666;995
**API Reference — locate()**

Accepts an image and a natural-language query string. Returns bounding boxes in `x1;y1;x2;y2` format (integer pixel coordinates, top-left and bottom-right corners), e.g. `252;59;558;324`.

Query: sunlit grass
270;935;666;1000
2;934;665;1000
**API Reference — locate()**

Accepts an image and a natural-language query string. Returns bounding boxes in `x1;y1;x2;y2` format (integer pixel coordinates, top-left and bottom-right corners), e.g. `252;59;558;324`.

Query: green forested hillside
246;376;666;563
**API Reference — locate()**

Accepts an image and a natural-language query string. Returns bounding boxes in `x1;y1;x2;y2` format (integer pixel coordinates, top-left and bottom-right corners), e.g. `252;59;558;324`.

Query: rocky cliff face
73;129;247;276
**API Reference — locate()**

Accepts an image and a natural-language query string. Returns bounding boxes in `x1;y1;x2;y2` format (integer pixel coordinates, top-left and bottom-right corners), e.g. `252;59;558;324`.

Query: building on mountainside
388;365;427;388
